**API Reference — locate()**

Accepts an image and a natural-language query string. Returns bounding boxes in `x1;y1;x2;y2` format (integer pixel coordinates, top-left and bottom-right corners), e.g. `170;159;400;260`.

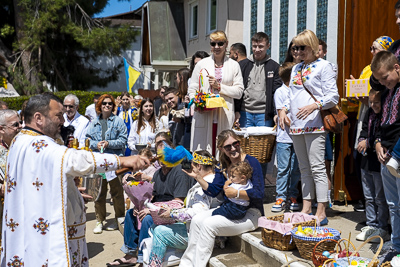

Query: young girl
158;103;170;132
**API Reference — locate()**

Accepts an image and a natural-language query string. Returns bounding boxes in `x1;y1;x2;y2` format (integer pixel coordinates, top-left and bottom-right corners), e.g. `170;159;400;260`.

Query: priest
1;93;149;267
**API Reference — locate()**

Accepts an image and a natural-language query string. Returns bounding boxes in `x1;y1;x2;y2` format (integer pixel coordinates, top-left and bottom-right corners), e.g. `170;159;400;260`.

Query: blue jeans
276;142;301;200
392;138;400;161
381;165;400;251
361;169;388;229
239;111;274;127
121;209;154;262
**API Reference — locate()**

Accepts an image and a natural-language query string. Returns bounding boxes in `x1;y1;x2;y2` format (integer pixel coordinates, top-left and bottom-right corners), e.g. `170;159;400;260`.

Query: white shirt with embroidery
1;129;120;267
284;58;339;135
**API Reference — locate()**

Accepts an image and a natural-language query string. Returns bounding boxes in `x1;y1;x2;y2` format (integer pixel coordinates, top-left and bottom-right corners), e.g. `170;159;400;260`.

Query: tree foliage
0;0;138;95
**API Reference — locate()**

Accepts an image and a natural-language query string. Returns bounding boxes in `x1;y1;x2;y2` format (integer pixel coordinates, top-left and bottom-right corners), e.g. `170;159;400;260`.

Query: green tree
0;0;138;95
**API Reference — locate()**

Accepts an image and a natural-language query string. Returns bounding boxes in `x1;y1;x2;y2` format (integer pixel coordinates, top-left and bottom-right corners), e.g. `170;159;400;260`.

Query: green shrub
1;91;133;115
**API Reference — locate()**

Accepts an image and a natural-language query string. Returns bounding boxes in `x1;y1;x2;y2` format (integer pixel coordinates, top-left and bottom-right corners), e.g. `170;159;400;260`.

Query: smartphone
181;159;192;170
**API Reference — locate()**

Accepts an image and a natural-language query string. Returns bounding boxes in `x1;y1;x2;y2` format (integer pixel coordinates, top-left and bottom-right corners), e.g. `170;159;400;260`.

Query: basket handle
281;258;314;267
198;68;210;94
312;239;339;259
350;235;383;267
335;238;356;254
323;258;337;267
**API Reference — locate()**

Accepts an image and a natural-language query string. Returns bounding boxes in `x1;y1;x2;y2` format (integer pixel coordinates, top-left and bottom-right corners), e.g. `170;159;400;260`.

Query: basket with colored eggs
323;235;384;267
290;226;341;260
313;238;359;267
189;68;228;111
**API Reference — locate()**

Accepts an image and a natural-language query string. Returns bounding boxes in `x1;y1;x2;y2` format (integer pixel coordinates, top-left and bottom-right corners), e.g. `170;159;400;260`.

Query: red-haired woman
86;94;128;234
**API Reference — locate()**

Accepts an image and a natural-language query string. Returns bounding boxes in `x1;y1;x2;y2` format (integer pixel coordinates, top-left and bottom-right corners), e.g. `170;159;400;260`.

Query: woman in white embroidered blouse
127;98;162;155
279;30;339;225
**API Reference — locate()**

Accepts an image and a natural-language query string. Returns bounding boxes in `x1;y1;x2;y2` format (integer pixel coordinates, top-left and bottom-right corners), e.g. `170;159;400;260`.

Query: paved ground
86;198;126;267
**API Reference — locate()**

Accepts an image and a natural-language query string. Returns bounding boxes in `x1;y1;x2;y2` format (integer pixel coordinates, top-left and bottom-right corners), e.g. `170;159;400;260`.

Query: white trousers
292;133;328;202
179;208;260;267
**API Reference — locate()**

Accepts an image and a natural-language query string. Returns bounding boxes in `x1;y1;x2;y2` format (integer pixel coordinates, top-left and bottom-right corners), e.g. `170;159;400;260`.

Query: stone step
209;231;311;267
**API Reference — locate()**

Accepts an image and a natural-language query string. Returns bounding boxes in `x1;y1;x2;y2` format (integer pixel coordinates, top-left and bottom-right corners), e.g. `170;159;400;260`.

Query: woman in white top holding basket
279;30;339;226
188;30;244;155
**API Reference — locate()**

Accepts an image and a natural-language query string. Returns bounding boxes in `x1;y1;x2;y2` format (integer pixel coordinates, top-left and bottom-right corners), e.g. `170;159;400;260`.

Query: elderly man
63;94;90;147
0;109;22;239
1;93;149;266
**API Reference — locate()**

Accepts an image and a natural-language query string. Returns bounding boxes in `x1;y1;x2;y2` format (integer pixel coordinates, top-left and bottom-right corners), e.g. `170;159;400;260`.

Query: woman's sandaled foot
106;255;137;266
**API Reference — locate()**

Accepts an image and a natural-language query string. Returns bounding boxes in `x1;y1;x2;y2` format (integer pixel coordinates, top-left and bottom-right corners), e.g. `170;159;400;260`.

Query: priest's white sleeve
65;149;120;181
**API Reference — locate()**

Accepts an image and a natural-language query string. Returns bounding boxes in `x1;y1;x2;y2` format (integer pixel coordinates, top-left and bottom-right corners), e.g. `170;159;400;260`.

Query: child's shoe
271;198;285;212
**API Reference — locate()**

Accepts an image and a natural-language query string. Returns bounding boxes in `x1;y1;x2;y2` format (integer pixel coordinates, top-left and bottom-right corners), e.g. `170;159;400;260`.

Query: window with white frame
207;0;217;34
189;2;198;39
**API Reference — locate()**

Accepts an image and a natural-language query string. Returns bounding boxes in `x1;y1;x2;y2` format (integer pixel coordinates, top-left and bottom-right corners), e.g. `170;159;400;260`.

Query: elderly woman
188;30;244;154
279;29;339;225
86;94;128;234
179;129;264;267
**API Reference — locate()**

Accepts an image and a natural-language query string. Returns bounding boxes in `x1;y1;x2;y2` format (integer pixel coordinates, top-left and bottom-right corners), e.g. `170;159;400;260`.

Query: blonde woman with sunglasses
188;30;244;155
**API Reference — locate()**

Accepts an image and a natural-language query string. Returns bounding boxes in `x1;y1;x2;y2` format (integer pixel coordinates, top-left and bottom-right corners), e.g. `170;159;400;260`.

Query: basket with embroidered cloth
189;68;228;111
258;213;317;251
233;126;276;163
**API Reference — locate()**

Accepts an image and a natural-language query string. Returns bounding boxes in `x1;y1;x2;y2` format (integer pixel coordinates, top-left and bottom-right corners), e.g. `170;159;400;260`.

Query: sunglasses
4;121;23;128
102;101;113;106
210;41;225;47
223;141;240;152
63;105;75;109
293;45;306;51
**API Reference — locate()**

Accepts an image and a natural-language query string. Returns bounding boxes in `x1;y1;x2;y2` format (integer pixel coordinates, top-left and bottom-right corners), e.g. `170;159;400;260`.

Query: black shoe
354;200;365;212
379;248;400;264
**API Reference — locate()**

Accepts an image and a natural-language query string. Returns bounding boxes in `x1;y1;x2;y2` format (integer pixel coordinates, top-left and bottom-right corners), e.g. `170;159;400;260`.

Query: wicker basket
261;214;316;251
149;200;183;225
237;134;276;163
291;227;341;260
381;262;392;267
312;239;342;266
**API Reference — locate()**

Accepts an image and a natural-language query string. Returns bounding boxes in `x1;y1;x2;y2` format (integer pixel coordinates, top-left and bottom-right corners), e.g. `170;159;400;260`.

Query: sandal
106;259;136;267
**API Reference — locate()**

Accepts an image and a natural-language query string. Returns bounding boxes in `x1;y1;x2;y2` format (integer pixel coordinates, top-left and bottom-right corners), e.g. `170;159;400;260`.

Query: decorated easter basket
233;126;276;163
149;199;184;225
261;214;316;251
325;235;383;267
193;68;228;111
290;227;341;260
312;238;345;267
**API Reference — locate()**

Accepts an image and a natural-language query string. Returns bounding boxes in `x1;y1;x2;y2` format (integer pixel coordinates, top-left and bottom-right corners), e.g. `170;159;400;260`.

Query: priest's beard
43;116;62;140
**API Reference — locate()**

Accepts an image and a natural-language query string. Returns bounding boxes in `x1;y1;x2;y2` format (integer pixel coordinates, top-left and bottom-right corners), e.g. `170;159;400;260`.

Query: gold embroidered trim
67;221;86;227
114;155;121;170
20;129;42;137
60;148;70;266
90;151;97;173
68;234;86;240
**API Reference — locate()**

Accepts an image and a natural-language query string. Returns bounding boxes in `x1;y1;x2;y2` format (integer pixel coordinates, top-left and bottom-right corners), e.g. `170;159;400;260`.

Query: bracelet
235;189;240;199
374;138;381;148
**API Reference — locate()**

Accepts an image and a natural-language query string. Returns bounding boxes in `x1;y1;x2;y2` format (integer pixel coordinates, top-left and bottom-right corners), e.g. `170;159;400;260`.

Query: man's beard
43;116;61;140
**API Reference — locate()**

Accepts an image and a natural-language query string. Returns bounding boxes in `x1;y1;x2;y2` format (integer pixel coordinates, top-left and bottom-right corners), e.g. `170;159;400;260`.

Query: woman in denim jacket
86;94;128;234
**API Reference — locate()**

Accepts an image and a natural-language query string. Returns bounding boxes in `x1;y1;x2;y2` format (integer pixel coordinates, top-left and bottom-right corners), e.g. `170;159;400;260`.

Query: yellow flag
123;58;141;93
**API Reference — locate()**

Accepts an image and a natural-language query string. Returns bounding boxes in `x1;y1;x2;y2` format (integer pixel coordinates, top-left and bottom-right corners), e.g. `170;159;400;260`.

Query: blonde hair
292;29;319;57
210;30;228;42
158;103;169;119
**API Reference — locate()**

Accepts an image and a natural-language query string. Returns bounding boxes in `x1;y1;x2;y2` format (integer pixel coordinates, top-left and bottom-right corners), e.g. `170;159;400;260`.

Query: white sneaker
356;226;376;241
387;158;400;178
106;220;118;231
368;228;390;243
93;221;103;234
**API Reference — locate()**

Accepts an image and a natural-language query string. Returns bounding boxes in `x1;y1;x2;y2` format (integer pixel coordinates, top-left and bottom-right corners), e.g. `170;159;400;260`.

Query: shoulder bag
300;70;347;133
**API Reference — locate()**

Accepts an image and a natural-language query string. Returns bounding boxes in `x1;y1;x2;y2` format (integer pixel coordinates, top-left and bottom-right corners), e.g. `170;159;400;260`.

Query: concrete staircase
208;230;310;267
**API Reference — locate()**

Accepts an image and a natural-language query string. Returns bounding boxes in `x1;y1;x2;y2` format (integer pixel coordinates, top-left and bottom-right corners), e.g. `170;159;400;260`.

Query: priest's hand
138;208;150;221
120;155;150;172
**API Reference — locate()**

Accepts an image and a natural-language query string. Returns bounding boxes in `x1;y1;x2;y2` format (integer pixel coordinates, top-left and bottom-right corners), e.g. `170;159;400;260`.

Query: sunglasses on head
102;101;113;106
370;46;378;52
210;41;225;47
63;105;75;109
223;141;240;151
293;45;306;51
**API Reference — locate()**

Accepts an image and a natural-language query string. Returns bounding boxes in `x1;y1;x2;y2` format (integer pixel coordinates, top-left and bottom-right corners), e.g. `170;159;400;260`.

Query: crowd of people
2;2;400;265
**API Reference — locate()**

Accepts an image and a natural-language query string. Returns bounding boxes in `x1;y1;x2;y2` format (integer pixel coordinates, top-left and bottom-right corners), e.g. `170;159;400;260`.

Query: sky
95;0;148;18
